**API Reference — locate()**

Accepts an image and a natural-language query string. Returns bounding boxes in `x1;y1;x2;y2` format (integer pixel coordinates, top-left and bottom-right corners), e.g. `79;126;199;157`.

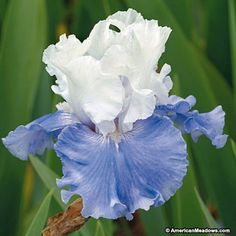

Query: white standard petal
100;20;171;130
43;34;89;101
151;64;173;104
62;56;124;134
101;20;171;78
84;21;118;60
122;87;156;127
85;9;144;60
129;20;171;78
43;34;87;71
107;8;144;30
115;78;156;132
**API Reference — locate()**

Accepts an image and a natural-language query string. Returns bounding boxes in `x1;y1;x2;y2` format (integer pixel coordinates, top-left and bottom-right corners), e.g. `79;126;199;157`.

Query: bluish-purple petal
184;106;228;148
55;115;187;220
155;95;228;148
2;111;78;160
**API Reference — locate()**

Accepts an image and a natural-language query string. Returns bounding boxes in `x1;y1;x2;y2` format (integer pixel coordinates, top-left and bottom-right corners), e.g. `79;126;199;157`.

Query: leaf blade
228;0;236;104
194;188;221;230
0;0;47;234
25;189;54;236
30;156;65;210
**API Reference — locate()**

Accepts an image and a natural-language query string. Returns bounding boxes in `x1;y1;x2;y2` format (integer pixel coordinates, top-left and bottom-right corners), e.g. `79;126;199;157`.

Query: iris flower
2;9;227;220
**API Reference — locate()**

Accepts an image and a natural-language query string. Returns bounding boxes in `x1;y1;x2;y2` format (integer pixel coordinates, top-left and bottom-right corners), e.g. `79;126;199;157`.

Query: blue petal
55;115;187;220
2;111;78;160
156;95;228;148
184;107;228;148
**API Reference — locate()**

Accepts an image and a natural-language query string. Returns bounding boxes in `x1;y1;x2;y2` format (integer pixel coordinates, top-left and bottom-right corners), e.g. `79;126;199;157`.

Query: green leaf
108;0;127;13
191;140;236;231
30;156;65;210
81;0;106;23
0;0;8;32
0;0;47;234
25;189;54;236
140;207;167;236
101;0;111;16
95;221;106;236
97;219;114;236
228;0;236;104
164;142;208;234
46;0;65;42
230;138;236;159
78;219;97;236
194;188;222;231
194;48;236;139
32;69;53;119
0;0;47;132
205;0;231;82
165;0;194;41
78;218;114;236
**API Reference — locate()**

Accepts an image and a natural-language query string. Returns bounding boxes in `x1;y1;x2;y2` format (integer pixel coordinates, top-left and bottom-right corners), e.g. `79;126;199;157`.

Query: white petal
100;20;172;128
123;88;156;124
130;20;171;74
150;64;173;104
43;34;89;102
101;21;171;83
85;9;144;60
62;56;124;132
107;8;144;28
85;21;118;60
43;34;88;73
101;20;171;76
118;77;156;132
50;69;69;101
56;102;72;113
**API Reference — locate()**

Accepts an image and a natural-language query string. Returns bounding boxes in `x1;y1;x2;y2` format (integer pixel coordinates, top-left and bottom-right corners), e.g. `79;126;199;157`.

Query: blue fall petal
55;115;188;220
2;111;78;160
155;95;228;148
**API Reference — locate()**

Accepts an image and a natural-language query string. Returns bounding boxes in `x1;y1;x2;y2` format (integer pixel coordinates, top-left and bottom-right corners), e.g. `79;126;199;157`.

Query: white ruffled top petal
43;8;172;135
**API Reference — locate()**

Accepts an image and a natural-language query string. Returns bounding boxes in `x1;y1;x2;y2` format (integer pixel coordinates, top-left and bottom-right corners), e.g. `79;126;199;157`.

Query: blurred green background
0;0;236;235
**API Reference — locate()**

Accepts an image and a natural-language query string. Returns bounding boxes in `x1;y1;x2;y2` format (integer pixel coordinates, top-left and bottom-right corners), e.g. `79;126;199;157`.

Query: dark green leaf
25;189;54;236
79;218;114;236
165;0;194;41
194;188;222;232
0;0;8;33
0;0;47;234
165;143;208;234
194;48;236;139
228;0;236;104
230;138;236;159
204;0;231;82
140;207;167;236
30;156;65;210
95;221;106;236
